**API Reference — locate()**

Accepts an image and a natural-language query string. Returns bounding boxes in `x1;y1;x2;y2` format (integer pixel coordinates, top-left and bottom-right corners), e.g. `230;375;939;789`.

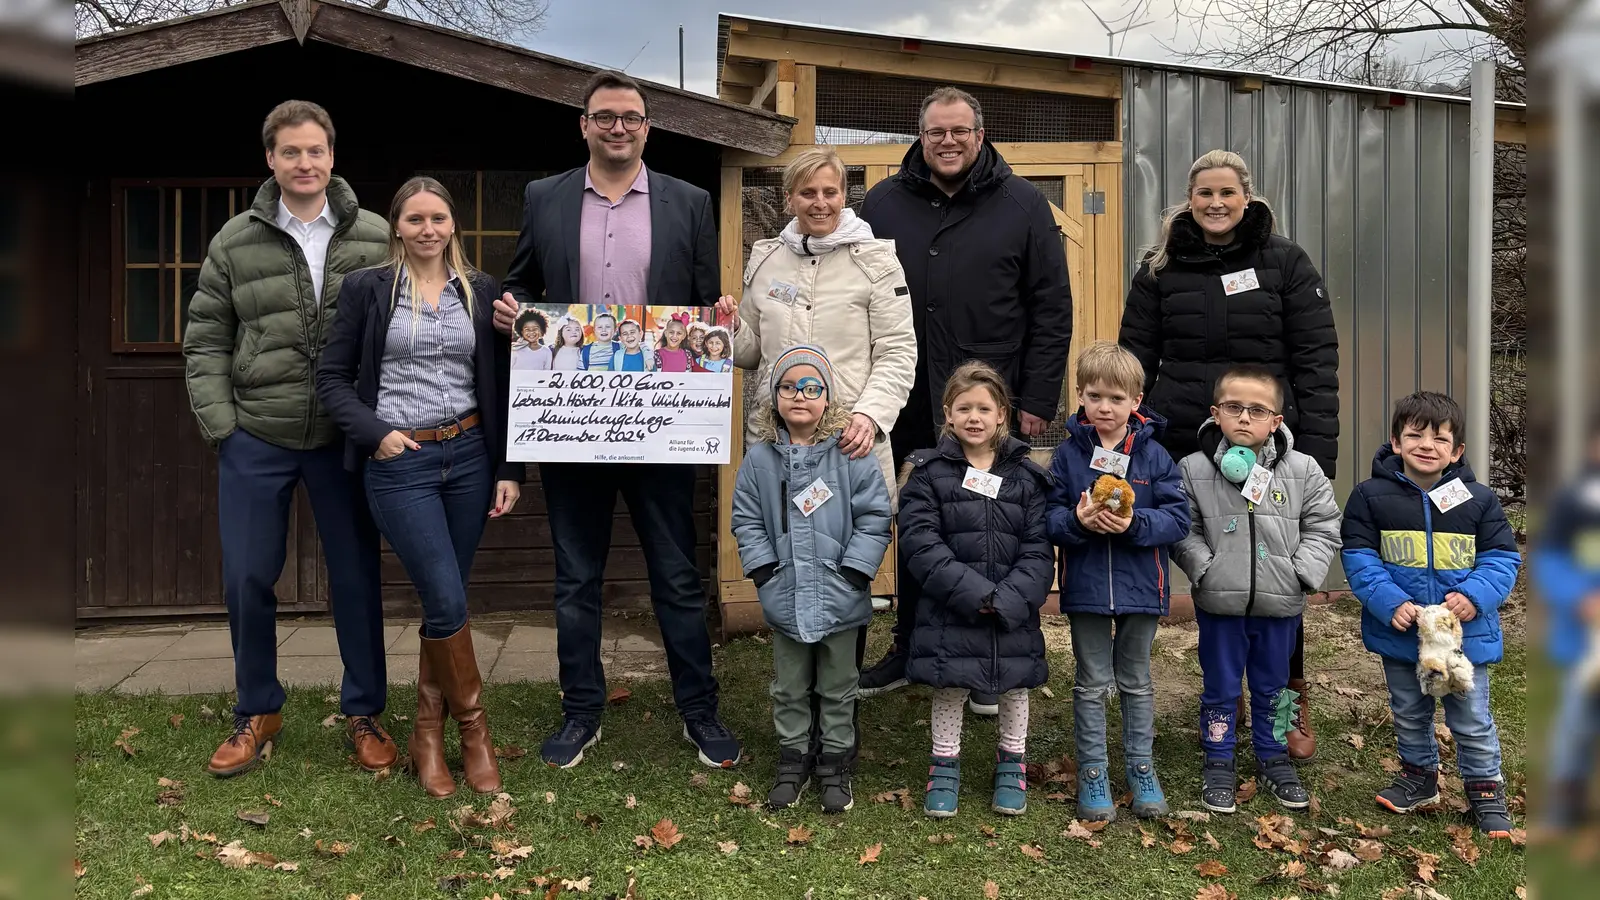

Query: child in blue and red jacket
1045;341;1190;822
1340;391;1521;838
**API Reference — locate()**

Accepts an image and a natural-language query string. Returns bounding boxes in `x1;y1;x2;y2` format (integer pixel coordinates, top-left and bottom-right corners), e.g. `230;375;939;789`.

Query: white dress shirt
276;197;339;304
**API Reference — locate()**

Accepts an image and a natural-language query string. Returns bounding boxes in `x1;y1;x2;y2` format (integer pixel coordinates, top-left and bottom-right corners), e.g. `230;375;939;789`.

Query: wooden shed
70;0;791;622
708;13;1529;632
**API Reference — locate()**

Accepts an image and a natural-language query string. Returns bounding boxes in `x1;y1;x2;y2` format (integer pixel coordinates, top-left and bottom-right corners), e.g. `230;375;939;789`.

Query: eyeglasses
1217;401;1278;422
777;383;826;400
921;127;976;143
585;112;647;132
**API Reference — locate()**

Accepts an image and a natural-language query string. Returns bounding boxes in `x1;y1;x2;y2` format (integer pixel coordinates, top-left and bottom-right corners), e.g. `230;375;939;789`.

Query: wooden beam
750;60;782;109
1494;106;1527;145
279;0;318;44
1232;76;1264;93
305;4;795;155
718;85;755;106
723;141;1123;168
76;2;294;86
727;31;1121;100
715;165;749;632
792;64;817;144
719;59;767;88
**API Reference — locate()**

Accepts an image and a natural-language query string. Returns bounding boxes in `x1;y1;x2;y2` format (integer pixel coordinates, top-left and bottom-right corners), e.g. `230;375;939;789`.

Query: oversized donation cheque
504;303;734;464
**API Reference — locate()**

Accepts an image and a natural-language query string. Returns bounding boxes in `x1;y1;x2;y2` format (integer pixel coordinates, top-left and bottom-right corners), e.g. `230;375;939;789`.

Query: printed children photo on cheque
510;303;735;376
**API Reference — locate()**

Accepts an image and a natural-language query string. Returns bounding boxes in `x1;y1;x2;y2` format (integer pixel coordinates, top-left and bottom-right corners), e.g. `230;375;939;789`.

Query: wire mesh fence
814;68;1119;145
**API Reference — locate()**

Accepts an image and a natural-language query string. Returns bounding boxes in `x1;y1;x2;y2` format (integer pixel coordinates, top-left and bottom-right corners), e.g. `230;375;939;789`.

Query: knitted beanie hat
769;344;835;408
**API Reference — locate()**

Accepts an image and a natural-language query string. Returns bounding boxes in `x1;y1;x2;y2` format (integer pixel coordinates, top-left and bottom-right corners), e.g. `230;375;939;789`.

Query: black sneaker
815;753;854;813
968;691;1000;717
1376;762;1440;814
683;715;742;768
1465;779;1515;839
858;648;909;697
541;717;601;769
767;747;813;810
1201;758;1238;814
1259;755;1310;809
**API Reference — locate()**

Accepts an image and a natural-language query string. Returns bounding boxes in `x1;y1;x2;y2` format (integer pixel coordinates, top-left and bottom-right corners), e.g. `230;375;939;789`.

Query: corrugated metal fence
1123;66;1474;515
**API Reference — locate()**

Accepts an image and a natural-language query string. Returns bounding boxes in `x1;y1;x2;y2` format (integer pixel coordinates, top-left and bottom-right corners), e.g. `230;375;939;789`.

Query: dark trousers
218;429;385;717
888;368;937;648
542;462;718;720
364;430;492;640
1196;609;1301;760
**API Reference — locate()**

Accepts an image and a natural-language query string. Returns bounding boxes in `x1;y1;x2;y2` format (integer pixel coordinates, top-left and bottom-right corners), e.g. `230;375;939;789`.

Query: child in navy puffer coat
1045;341;1190;822
899;361;1056;820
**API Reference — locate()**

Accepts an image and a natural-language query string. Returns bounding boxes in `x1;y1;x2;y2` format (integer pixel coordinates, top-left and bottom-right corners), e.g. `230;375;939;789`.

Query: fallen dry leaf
1204;831;1222;850
114;726;140;756
413;817;436;834
321;712;344;728
1195;860;1228;878
1509;828;1527;846
272;861;299;872
1062;821;1103;848
574;810;603;832
608;686;632;704
718;840;739;855
1352;839;1386;862
168;714;184;729
984;881;1000;900
1334;686;1366;699
315;840;352;857
562;876;593;892
1322;848;1360;871
1174;811;1212;823
650;818;683;850
131;884;154;898
633;835;654;850
689;772;709;789
198;704;217;720
1019;842;1045;861
1381;757;1405;775
1040;686;1055;699
787;824;814;845
1195;885;1236;900
217;841;255;869
1236;779;1259;803
148;831;177;848
625;794;638;809
928;833;955;845
859;843;884;864
1445;824;1480;866
1139;827;1158;848
298;828;313;839
73;859;85;879
236;810;270;827
1169;838;1196;855
1408;846;1440;884
545;791;557;804
729;782;755;806
263;794;283;807
1345;734;1365;750
1280;860;1308;878
980;824;997;837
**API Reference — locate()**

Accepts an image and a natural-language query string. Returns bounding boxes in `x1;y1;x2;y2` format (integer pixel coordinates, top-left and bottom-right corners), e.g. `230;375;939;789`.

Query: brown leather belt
400;412;480;443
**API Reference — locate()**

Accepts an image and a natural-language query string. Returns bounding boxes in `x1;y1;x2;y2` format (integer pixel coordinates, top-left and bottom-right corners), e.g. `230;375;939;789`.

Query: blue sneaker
1077;765;1116;822
1126;760;1170;818
992;749;1027;815
683;715;742;768
541;717;601;769
925;755;960;818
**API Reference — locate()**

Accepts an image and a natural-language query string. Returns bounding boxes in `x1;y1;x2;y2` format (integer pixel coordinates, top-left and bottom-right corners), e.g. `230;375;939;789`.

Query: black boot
766;747;812;811
1201;757;1238;814
1376;762;1440;814
1465;779;1515;839
814;753;854;814
1259;755;1310;809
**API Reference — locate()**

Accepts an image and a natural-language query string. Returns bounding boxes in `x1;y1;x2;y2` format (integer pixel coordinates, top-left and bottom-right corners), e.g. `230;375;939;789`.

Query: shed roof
716;11;1528;117
74;0;795;155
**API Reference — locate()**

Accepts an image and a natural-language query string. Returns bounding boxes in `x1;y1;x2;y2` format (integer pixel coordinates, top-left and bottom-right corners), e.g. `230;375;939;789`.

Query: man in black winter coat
856;87;1073;713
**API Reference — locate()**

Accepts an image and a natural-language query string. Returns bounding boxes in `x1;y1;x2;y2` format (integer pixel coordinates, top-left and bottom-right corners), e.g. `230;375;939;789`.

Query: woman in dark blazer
317;175;523;799
1118;149;1340;764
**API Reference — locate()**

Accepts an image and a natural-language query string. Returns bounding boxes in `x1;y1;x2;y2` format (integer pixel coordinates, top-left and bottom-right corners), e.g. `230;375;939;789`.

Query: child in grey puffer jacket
731;345;892;816
1172;365;1342;816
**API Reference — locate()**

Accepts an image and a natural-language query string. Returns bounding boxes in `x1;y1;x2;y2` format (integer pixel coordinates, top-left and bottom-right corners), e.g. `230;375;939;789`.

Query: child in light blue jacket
731;344;891;816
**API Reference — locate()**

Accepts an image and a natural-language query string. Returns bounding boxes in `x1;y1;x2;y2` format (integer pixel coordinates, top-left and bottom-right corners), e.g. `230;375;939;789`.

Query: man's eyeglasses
922;127;976;143
1216;401;1278;423
777;383;826;400
585;112;647;132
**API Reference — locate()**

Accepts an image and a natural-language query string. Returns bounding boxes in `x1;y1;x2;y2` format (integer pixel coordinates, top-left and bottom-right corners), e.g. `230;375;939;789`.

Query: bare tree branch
74;0;549;42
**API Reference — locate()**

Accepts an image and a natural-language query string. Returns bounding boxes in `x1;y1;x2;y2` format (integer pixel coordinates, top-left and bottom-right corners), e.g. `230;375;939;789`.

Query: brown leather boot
427;622;501;794
408;640;455;797
207;713;283;777
1286;678;1317;761
345;716;398;772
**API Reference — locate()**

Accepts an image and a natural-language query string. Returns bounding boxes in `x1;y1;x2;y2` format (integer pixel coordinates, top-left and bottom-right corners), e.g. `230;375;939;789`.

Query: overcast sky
527;0;1192;96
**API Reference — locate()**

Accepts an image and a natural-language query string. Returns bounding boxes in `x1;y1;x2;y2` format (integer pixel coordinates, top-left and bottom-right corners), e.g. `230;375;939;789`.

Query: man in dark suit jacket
491;70;742;771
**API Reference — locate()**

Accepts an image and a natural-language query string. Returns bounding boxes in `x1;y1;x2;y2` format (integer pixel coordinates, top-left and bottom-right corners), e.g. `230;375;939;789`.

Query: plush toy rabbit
1091;474;1135;519
1415;605;1475;697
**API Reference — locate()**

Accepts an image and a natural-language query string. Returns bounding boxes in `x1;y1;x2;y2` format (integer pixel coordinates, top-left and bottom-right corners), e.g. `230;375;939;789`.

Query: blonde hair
384;177;477;345
551;315;585;349
1143;150;1273;275
1075;340;1145;399
781;147;846;201
940;360;1012;452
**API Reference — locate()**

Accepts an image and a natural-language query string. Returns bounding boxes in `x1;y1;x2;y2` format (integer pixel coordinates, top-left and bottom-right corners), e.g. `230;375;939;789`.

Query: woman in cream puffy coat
717;147;918;500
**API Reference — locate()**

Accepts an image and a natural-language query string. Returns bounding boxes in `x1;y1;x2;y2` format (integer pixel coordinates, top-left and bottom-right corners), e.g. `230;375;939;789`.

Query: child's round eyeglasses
777;383;826;400
1217;401;1277;422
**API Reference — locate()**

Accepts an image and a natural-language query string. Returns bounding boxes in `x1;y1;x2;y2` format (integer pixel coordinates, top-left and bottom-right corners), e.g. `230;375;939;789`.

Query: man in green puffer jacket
182;100;395;779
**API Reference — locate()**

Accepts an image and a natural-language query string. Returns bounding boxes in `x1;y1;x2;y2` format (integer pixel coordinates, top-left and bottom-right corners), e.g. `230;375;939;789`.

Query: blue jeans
1068;613;1159;767
1382;656;1502;780
1196;609;1299;760
1550;667;1600;783
364;430;493;639
218;429;384;717
542;462;718;720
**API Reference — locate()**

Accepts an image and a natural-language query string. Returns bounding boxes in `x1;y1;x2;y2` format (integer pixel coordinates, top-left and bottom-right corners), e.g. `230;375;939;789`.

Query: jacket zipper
987;466;1000;693
1420;488;1436;604
781;478;790;534
1106;541;1115;613
290;245;318;448
1243;501;1258;617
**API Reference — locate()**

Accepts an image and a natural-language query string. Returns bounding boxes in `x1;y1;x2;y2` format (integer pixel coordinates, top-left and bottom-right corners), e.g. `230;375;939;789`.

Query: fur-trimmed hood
751;399;854;446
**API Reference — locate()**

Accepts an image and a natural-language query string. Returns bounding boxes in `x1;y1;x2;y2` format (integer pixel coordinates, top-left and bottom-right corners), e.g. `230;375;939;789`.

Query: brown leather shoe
345;716;398;772
427;622;501;794
408;639;455;797
1286;678;1317;761
207;713;283;777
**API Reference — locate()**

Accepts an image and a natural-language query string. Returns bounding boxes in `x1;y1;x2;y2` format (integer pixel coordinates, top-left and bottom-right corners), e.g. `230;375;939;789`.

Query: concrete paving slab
118;659;235;695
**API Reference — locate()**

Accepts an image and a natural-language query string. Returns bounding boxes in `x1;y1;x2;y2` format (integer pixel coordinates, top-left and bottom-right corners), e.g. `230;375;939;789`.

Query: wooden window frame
417;170;548;273
109;177;262;354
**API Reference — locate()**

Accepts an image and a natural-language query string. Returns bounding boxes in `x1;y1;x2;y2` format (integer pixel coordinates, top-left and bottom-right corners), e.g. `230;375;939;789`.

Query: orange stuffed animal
1091;474;1135;518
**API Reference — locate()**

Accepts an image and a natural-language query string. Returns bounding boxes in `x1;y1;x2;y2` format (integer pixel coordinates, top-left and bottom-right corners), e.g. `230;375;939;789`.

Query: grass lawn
75;597;1527;899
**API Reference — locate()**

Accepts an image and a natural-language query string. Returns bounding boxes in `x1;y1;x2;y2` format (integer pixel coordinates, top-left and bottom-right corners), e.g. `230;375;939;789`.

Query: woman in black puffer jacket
898;362;1055;818
1118;149;1341;763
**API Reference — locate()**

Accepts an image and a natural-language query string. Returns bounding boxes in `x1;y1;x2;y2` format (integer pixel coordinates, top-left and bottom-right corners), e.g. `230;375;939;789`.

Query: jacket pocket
957;339;1022;384
235;327;264;389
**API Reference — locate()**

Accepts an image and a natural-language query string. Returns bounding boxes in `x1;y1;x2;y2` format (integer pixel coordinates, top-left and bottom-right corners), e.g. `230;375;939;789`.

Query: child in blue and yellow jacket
1340;391;1521;838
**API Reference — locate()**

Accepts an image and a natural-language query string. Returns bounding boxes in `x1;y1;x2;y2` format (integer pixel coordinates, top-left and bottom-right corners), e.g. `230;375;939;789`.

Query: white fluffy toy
1575;620;1600;694
1415;605;1475;698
